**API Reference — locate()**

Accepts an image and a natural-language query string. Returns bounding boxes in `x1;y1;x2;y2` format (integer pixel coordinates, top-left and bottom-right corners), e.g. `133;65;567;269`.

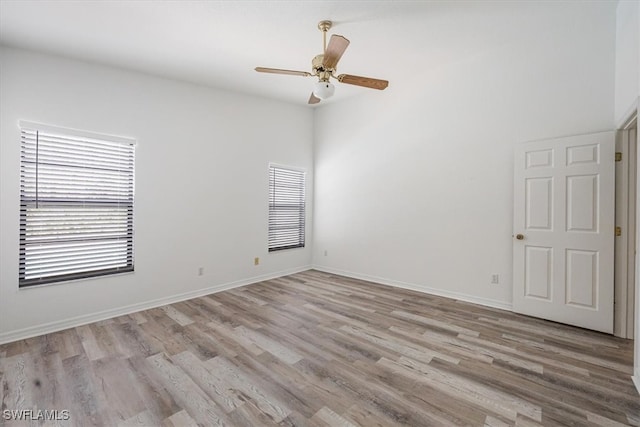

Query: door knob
516;234;525;240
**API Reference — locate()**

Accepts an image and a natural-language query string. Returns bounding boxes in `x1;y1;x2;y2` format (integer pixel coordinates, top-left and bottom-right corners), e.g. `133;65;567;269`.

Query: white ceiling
0;1;617;107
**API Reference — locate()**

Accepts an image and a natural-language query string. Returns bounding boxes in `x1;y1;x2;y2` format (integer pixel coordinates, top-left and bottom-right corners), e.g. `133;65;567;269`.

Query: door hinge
616;226;622;236
616;152;622;162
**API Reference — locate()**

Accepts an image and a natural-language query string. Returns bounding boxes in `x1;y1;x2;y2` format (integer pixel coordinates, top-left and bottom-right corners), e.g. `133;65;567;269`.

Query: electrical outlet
198;267;204;276
254;257;260;266
324;250;328;256
491;274;499;284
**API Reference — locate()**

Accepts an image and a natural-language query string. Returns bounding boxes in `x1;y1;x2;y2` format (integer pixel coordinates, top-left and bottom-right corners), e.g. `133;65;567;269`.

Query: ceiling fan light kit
255;20;389;105
313;80;335;99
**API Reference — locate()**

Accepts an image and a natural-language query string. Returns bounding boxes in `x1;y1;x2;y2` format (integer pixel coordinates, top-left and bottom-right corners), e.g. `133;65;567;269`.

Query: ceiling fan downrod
318;20;332;53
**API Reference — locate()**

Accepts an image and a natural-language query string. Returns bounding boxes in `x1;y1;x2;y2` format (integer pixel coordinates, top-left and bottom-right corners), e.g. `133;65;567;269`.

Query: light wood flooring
1;270;639;426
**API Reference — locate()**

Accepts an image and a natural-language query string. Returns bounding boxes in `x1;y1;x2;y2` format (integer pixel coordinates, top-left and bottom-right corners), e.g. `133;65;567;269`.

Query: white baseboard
0;265;312;345
312;265;513;311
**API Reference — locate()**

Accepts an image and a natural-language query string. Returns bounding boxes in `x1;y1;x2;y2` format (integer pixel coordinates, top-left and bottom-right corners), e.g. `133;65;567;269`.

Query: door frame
615;114;637;338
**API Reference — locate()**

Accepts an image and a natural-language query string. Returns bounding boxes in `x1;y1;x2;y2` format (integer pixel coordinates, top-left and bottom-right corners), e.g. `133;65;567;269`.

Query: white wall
615;0;640;393
312;2;616;309
615;0;639;124
0;47;314;343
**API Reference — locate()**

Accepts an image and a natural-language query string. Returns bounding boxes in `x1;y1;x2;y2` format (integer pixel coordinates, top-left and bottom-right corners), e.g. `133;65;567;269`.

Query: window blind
19;124;135;287
268;165;305;252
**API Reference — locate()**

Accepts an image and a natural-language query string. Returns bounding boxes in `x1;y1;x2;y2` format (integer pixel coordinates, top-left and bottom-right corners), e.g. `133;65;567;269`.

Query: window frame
268;163;306;252
18;121;136;288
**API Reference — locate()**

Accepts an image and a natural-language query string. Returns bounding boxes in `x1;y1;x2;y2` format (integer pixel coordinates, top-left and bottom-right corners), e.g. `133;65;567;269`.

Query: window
268;165;305;251
19;122;135;287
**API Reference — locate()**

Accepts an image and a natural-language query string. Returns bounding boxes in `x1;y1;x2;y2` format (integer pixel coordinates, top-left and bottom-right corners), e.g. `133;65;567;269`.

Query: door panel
525;246;552;300
526;149;554;168
566;144;599;165
566;175;598;232
565;249;597;308
513;132;614;333
526;178;553;229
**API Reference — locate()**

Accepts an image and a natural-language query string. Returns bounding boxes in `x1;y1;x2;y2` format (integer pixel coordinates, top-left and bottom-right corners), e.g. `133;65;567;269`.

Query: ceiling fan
255;20;389;105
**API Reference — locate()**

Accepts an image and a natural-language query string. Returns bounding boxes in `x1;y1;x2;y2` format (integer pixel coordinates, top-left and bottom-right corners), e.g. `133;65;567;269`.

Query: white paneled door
513;132;615;333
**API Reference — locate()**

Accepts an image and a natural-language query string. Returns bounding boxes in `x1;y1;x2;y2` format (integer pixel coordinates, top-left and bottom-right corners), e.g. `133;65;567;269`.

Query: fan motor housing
312;54;334;81
312;54;325;72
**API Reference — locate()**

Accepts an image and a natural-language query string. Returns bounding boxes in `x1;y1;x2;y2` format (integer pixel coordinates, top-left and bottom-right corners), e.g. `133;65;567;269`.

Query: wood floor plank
206;355;291;422
118;409;156;427
459;332;592;376
161;409;199;427
234;325;303;364
92;357;148;422
146;352;228;426
75;324;106;361
159;305;194;327
340;323;460;365
109;320;162;358
171;351;245;413
501;333;632;374
1;270;638;426
206;321;264;356
237;351;339;417
312;406;358;427
228;400;283;427
126;355;182;421
383;356;542;422
484;414;512;427
392;309;481;337
342;403;393;427
278;410;324;427
1;353;34;418
62;353;117;426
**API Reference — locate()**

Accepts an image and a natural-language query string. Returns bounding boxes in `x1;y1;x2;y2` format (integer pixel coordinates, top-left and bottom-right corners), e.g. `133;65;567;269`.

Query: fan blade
255;67;311;77
337;74;389;90
323;35;350;70
308;92;321;104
